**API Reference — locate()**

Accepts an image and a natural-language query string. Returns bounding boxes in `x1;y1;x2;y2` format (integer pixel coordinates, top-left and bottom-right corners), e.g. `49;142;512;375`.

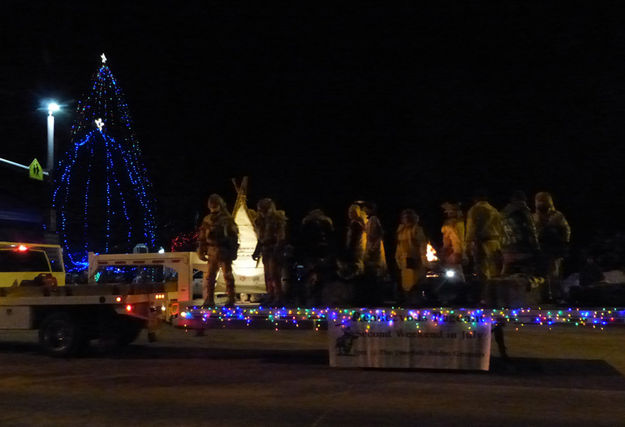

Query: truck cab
0;242;65;287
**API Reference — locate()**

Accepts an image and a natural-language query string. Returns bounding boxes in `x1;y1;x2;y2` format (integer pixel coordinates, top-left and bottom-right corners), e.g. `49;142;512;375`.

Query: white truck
0;242;168;357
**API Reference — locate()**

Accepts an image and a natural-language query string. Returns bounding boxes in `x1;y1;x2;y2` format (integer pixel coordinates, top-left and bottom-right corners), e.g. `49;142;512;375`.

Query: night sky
2;2;625;248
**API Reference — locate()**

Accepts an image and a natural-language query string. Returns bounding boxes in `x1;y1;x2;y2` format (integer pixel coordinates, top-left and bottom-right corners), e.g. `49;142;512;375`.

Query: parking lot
0;325;624;426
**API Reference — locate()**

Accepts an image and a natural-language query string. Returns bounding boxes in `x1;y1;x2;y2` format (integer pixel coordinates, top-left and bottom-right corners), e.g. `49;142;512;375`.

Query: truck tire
39;312;86;357
118;319;143;346
94;315;143;351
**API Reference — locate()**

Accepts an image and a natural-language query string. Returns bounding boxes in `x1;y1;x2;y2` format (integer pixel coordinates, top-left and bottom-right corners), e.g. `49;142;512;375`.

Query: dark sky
2;1;625;247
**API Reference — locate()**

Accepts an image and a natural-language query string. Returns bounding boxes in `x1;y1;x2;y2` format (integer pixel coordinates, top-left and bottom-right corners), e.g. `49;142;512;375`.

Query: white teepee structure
216;177;266;295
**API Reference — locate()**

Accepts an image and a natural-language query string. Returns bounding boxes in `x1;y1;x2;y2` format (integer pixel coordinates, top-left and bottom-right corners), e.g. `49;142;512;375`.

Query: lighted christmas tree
54;54;157;270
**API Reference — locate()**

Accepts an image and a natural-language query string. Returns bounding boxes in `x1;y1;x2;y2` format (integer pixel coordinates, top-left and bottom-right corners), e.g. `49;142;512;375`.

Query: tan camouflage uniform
198;194;238;306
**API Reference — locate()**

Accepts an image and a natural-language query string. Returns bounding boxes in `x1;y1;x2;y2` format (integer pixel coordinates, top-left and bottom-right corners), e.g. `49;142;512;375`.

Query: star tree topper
101;53;107;64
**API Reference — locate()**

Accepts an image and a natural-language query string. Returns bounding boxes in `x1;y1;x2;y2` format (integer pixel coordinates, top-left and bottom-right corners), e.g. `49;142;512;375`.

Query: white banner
329;319;491;371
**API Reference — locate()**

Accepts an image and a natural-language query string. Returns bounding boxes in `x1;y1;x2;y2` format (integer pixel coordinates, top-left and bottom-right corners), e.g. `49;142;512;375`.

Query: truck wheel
118;319;143;346
39;312;85;357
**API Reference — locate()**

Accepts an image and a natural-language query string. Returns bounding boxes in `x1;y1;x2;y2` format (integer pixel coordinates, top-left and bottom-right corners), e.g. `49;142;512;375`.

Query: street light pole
45;102;60;244
47;102;60;171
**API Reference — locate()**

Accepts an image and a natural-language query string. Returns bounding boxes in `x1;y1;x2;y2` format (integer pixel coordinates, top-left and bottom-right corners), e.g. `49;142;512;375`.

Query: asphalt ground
0;325;624;426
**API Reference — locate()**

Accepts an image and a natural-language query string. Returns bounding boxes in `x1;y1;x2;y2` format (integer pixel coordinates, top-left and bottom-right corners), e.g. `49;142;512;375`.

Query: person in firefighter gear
500;191;540;276
441;202;466;282
252;198;288;305
337;203;367;281
395;209;427;294
197;194;239;307
466;191;504;282
441;202;465;265
300;209;336;305
362;202;388;305
363;202;388;278
533;192;571;301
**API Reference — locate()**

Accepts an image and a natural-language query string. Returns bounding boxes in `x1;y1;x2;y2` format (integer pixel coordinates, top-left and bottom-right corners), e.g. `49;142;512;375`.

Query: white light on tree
95;118;104;131
101;53;107;64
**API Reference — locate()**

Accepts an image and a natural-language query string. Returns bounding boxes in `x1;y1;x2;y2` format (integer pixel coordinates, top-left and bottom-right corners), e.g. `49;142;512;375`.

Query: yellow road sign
29;158;44;181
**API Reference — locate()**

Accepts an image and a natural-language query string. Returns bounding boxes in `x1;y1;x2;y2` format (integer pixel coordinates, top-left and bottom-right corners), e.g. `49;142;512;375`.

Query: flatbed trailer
87;251;266;305
0;283;167;356
88;251;203;303
174;305;625;364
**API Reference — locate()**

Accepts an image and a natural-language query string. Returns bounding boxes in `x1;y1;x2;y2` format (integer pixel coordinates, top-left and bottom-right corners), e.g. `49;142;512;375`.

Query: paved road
0;326;624;426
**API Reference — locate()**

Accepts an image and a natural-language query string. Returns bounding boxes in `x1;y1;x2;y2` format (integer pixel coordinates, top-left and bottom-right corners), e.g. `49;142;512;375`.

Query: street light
48;102;60;115
47;102;60;171
44;101;62;243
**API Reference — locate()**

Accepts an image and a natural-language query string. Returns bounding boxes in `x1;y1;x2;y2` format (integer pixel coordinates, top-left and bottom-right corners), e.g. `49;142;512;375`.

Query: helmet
257;198;275;214
208;194;227;213
534;192;555;211
400;209;419;224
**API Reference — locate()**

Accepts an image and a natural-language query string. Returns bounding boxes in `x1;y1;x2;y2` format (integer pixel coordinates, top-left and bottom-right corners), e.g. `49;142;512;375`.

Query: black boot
224;281;236;307
204;281;215;307
224;294;235;307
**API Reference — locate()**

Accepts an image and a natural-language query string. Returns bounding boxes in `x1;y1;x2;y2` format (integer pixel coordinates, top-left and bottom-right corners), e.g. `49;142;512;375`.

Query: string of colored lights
82;142;94;255
178;306;625;331
55;129;157;270
54;57;157;271
170;231;199;251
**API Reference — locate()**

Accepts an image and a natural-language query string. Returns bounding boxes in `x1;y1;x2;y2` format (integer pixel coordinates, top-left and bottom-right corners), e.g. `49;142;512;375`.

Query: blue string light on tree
54;54;157;271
